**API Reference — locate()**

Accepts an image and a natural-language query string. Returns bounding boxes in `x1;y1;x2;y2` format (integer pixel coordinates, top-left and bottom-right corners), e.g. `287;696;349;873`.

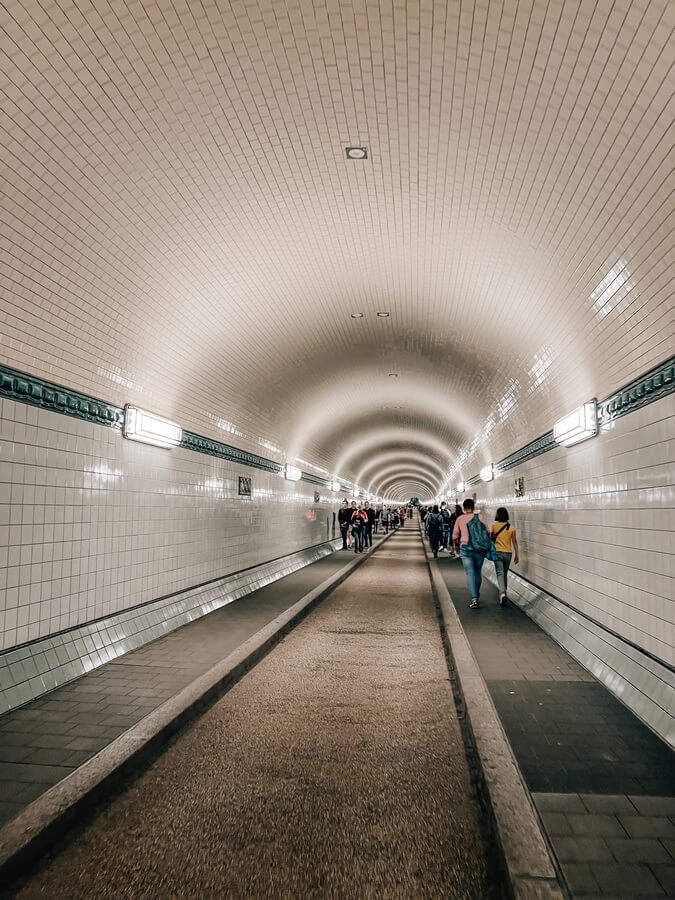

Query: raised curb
420;527;566;900
0;531;393;886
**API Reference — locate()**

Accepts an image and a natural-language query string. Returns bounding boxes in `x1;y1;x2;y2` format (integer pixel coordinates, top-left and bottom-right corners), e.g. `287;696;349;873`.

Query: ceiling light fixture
377;311;390;317
345;146;368;159
284;464;302;482
351;312;364;318
480;464;494;483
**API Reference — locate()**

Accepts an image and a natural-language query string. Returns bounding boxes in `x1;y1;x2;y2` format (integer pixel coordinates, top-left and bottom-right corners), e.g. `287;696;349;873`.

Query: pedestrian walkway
10;530;497;898
0;538;387;830
433;547;675;900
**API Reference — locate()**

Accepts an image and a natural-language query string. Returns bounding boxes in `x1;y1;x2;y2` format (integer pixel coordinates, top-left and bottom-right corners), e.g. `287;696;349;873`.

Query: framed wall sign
238;476;252;497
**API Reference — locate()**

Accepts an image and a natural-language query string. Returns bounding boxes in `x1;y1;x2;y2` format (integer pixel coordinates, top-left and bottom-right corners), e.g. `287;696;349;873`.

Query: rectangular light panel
284;464;302;481
480;464;494;482
123;406;182;448
554;401;598;446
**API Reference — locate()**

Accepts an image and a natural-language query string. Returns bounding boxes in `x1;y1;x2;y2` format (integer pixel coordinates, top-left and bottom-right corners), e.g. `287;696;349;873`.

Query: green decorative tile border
2;354;672;489
494;431;557;475
181;431;282;474
597;355;674;424
484;353;674;482
0;364;124;429
0;363;326;484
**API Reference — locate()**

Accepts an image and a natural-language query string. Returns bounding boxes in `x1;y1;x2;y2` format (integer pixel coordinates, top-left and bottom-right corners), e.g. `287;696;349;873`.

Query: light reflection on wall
591;259;632;321
97;366;138;390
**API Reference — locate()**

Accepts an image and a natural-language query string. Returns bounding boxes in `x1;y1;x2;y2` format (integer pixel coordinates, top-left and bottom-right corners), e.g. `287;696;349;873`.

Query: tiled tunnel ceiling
1;0;673;499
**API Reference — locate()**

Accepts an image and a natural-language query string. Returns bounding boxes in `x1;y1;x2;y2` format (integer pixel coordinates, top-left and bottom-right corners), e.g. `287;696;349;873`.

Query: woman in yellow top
491;507;519;607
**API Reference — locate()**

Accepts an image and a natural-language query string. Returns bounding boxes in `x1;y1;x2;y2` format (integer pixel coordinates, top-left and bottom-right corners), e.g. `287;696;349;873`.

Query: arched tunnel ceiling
1;0;673;497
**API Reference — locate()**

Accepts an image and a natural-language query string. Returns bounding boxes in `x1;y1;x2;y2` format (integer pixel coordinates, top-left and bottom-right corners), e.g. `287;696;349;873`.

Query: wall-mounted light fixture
554;400;598;446
330;480;341;492
456;482;465;493
123;406;182;449
480;464;494;482
284;464;302;481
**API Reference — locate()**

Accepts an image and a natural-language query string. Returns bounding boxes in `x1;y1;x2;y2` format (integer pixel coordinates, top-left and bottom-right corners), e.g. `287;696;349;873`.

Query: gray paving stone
620;816;675;839
590;863;665;895
22;748;75;766
0;801;23;825
606;838;673;864
0;762;72;784
533;792;584;813
551;835;612;862
560;862;599;894
580;794;638;814
65;736;109;752
540;811;572;835
0;746;32;763
628;797;675;817
566;813;626;837
662;838;675;862
652;865;675;895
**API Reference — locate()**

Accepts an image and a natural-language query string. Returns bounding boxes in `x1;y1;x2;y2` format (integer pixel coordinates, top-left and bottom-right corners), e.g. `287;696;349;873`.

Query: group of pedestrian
422;499;519;609
421;501;460;557
338;500;411;553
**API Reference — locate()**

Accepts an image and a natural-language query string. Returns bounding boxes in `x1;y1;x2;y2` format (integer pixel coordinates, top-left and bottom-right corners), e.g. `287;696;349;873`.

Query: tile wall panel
0;395;339;654
474;392;674;668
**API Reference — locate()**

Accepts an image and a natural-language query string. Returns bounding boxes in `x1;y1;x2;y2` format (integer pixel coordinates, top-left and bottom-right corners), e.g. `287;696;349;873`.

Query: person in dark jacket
338;499;352;550
363;501;376;547
426;505;444;557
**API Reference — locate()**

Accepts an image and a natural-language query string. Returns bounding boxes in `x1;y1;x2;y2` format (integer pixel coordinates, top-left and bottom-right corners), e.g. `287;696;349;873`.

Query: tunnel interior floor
433;545;675;900
12;529;496;899
0;533;390;829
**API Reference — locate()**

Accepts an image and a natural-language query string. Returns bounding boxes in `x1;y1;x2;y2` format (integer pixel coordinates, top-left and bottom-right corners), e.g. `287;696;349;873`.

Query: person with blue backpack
452;498;492;608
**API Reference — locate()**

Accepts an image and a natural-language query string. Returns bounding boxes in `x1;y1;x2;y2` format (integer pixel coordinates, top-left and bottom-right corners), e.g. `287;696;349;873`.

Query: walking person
338;499;351;550
452;499;491;609
439;501;451;550
491;507;519;607
351;504;366;553
447;504;461;556
363;501;375;548
382;507;391;533
426;504;445;557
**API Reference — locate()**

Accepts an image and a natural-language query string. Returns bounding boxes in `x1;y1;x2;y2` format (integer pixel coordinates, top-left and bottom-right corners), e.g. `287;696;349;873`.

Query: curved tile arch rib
357;452;446;489
288;377;475;474
332;427;457;481
377;474;438;497
370;460;442;491
384;481;433;503
368;463;443;496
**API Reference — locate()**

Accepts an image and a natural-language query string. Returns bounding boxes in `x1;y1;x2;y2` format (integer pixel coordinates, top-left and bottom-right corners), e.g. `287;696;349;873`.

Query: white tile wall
0;395;340;654
475;392;674;668
0;538;340;715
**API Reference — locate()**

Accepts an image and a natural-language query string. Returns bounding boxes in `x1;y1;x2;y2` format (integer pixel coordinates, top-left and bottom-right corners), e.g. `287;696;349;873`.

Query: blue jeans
494;551;512;594
460;547;485;600
352;527;363;552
